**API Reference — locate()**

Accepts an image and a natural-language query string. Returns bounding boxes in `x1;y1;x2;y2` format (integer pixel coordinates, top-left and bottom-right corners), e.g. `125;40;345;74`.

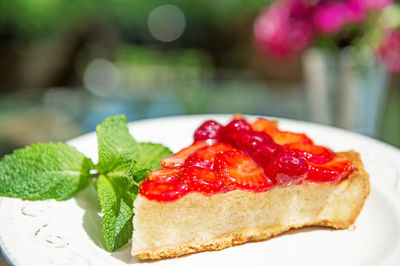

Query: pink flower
312;1;347;34
378;30;400;73
254;0;314;58
254;4;291;58
344;0;366;23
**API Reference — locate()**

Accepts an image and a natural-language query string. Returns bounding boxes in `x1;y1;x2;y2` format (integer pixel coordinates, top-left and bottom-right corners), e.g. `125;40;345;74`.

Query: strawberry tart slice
131;116;370;259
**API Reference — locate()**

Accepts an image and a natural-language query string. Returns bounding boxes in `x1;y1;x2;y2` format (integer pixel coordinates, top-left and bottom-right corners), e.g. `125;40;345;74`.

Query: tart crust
132;150;370;259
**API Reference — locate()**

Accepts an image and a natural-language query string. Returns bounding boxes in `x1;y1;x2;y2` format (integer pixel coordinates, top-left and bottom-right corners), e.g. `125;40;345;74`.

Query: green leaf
0;143;92;201
97;174;137;252
130;142;173;183
96;114;138;174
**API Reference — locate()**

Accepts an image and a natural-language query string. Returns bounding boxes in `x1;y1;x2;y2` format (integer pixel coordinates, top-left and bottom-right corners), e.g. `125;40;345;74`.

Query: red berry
233;130;274;153
184;166;227;194
284;143;334;164
161;141;209;167
215;150;273;192
140;179;190;202
251;142;283;167
219;119;251;144
147;167;183;182
185;143;235;169
265;151;309;187
307;156;354;183
194;120;223;141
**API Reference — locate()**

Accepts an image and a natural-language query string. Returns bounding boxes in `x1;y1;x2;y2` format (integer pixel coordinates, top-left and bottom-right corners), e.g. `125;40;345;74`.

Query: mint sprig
96;115;139;174
0;143;92;201
0;114;172;252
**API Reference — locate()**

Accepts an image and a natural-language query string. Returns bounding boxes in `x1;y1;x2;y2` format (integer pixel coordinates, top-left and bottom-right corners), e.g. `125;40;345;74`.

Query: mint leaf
130;143;173;183
97;174;137;252
137;142;173;169
96;115;138;174
0;143;92;201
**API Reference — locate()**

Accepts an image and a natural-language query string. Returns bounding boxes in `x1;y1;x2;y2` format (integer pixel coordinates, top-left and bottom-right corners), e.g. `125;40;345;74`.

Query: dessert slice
131;117;370;259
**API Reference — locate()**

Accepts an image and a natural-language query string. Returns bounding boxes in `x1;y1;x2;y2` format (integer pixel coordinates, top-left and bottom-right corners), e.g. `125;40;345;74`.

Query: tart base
132;151;370;259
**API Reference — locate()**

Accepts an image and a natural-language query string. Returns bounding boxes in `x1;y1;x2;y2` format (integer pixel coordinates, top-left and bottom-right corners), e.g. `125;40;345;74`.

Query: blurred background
0;0;399;264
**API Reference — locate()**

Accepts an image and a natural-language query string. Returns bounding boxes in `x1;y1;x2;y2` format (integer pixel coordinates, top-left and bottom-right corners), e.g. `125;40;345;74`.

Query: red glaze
161;141;209;167
215;150;274;192
284;143;334;164
307;157;355;183
184;166;227;194
140;116;355;202
194;120;223;142
185;143;235;169
265;151;309;187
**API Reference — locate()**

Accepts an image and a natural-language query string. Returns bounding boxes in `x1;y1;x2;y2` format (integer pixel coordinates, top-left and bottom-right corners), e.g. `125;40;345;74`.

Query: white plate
1;115;400;266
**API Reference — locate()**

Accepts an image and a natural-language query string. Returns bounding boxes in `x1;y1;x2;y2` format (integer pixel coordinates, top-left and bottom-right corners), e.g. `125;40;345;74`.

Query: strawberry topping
307;156;355;183
218;119;251;144
147;167;183;182
185;143;235;169
140;179;190;202
161;141;209;167
284;143;334;164
233;130;274;153
141;115;355;202
251;142;283;167
215;150;273;192
251;118;278;132
194;120;223;142
265;151;309;187
268;130;314;145
184;166;227;194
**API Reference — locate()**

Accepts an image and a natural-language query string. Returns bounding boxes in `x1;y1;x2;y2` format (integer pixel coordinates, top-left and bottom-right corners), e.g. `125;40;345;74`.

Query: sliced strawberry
215;150;273;192
161;141;209;167
185;143;235;169
268;130;313;145
147;167;182;182
139;179;190;202
184;166;227;194
251;118;278;133
284;143;334;164
307;156;355;183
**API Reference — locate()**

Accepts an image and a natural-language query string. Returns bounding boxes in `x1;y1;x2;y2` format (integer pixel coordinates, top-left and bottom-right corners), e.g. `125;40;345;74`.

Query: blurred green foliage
0;0;271;42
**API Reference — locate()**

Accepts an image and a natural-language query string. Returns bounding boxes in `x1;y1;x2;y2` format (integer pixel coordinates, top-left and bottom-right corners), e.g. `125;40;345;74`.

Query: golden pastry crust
132;150;370;260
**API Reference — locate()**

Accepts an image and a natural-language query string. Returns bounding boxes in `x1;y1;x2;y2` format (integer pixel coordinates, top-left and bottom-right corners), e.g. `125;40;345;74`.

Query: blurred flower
362;0;393;10
254;0;313;58
378;30;400;72
312;1;346;34
344;0;366;23
254;0;400;72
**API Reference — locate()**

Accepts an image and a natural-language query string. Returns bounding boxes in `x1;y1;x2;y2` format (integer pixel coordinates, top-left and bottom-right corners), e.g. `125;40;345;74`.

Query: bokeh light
83;58;121;97
148;5;186;42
